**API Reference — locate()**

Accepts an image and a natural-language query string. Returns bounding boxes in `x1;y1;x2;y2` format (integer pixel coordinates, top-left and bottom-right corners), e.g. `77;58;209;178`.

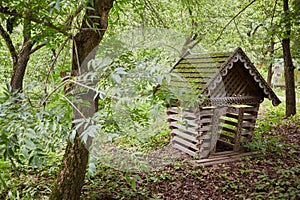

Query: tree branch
0;23;18;66
213;0;257;44
145;0;168;28
233;19;245;43
44;37;70;90
64;3;84;26
0;5;70;36
30;41;47;54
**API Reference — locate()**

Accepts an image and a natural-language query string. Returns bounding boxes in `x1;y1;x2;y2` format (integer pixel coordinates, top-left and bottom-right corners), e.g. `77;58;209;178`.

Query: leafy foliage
0;0;299;199
0;84;70;170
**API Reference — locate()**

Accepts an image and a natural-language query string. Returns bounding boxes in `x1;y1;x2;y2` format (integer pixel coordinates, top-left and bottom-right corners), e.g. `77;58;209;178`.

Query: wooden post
234;108;244;151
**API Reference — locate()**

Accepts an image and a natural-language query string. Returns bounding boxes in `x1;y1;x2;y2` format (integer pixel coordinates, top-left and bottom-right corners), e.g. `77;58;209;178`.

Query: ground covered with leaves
1;114;300;200
80;119;300;200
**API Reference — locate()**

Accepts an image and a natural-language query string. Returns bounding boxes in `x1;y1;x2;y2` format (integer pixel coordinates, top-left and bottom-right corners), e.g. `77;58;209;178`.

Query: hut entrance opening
167;103;259;159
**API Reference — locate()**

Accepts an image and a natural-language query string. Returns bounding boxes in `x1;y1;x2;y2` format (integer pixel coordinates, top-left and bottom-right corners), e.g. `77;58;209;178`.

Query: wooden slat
226;106;239;113
235;81;247;96
199;114;213;118
167;115;180;122
226;74;242;96
200;118;212;124
171;76;209;83
173;143;196;155
166;108;180;114
169;122;198;134
242;122;254;128
243;106;259;112
181;111;198;118
167;115;198;127
171;129;197;142
211;150;237;156
225;113;238;119
242;114;256;120
195;151;259;166
197;134;212;140
183;58;227;63
220;126;236;134
197;152;240;163
172;136;198;150
199;125;212;132
223;119;238;127
200;108;214;114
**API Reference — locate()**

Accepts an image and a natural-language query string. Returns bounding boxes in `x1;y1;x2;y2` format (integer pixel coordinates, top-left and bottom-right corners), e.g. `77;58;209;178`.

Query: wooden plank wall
167;107;199;156
167;104;259;159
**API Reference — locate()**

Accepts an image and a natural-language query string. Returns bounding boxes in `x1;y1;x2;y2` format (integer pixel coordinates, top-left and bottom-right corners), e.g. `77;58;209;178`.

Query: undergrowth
1;90;300;199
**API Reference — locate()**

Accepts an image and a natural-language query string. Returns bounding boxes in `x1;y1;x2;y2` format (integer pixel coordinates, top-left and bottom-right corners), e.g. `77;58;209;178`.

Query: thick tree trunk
50;1;114;199
282;0;296;117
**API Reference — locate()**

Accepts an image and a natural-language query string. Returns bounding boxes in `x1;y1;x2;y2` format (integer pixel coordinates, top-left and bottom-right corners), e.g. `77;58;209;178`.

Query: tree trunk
0;23;34;92
282;0;296;117
10;41;34;91
49;1;114;199
267;41;275;86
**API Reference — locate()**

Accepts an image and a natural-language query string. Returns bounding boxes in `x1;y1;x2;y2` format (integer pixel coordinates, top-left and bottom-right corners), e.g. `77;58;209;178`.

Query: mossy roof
169;47;281;106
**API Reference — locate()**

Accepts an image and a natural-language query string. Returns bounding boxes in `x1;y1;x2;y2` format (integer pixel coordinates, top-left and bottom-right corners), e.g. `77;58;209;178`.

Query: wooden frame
167;47;281;159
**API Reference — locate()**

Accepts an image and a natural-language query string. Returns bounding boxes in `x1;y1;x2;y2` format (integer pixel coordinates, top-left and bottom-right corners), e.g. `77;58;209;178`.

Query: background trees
0;0;299;199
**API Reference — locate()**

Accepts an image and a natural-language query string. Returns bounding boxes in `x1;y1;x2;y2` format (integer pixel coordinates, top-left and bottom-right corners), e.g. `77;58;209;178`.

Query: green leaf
55;0;60;10
89;15;101;19
25;128;36;139
111;73;121;83
25;139;36;150
70;130;76;144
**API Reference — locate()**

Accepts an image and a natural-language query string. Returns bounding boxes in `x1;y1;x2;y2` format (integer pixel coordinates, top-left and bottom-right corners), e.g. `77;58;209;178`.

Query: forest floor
1;112;299;200
81;120;300;200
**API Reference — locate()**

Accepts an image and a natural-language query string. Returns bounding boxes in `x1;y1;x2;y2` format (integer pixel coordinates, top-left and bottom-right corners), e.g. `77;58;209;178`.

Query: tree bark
282;0;296;117
0;4;36;92
10;41;34;91
49;1;114;199
267;41;275;86
0;23;33;92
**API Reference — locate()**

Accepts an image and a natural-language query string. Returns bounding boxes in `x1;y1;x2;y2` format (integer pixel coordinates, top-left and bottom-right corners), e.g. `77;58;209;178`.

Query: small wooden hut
167;47;281;159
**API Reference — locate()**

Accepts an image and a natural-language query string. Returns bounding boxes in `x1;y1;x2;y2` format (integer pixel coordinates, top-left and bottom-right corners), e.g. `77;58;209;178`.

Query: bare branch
41;80;67;105
61;95;86;119
0;23;18;66
213;0;257;44
233;19;245;43
44;37;71;87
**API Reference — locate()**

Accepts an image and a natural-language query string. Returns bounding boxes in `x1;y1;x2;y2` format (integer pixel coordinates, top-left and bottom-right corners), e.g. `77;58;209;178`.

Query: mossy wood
167;47;281;159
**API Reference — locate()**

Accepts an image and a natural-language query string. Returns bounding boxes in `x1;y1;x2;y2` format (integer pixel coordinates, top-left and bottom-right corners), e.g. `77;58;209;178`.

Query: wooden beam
172;136;198;151
173;143;196;155
171;129;197;142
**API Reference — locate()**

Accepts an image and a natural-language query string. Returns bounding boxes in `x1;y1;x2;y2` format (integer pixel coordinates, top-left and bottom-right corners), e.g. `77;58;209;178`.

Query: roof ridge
206;47;281;106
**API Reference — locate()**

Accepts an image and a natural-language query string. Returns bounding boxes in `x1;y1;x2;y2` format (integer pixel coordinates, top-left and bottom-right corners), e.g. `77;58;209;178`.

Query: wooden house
166;47;281;159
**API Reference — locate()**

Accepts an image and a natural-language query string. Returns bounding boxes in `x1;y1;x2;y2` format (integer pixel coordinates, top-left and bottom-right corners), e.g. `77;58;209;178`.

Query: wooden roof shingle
170;47;281;106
